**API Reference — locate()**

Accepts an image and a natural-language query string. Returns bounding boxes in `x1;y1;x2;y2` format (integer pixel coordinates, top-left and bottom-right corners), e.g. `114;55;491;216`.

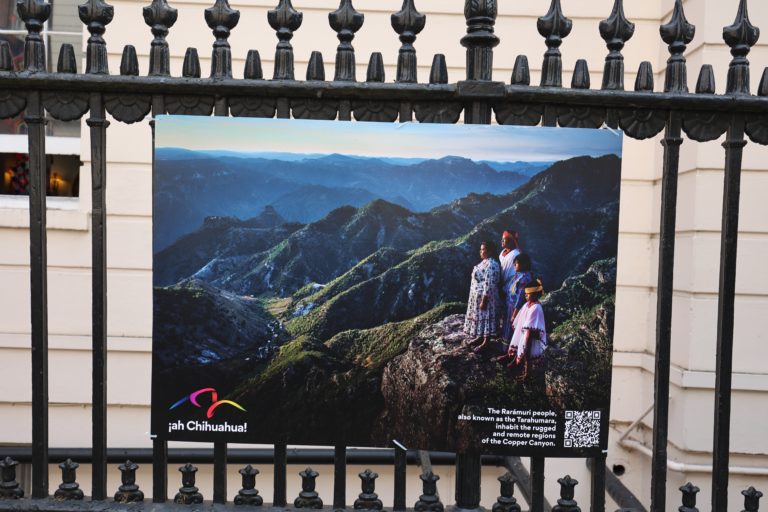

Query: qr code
564;410;601;448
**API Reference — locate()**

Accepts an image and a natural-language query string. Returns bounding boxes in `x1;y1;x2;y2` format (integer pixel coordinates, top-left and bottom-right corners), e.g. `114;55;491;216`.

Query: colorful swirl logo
169;388;246;419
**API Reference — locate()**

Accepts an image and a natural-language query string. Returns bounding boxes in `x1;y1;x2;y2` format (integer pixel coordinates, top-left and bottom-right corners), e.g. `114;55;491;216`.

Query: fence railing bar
589;454;606;512
711;1;758;508
18;0;51;499
530;457;547;512
212;442;227;504
651;2;694;509
333;445;346;509
0;446;509;466
273;443;287;507
393;446;406;511
455;453;481;510
26;87;49;501
1;74;768;114
88;91;109;502
650;110;683;512
711;114;747;512
152;439;167;503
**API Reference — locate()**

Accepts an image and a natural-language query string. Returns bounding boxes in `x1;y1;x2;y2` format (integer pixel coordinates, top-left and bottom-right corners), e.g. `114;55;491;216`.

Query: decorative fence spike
759;68;768;96
17;0;51;72
120;45;139;75
268;0;302;80
414;471;443;512
79;0;114;74
234;465;263;506
571;59;590;89
695;64;716;94
182;47;201;78
0;457;23;499
552;475;579;512
244;50;263;79
461;0;498;81
329;0;364;82
294;467;322;508
56;44;77;73
114;460;144;503
599;0;634;90
306;51;325;81
429;54;447;84
742;486;763;512
538;0;572;87
143;0;177;76
366;52;385;83
391;0;425;83
205;0;239;78
723;0;759;95
660;0;695;93
678;482;700;512
511;55;530;85
635;61;654;91
54;459;84;500
353;469;382;510
0;41;12;70
492;473;521;512
174;463;203;504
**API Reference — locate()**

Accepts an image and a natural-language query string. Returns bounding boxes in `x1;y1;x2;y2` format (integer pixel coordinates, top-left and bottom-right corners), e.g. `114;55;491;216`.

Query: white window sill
0;196;89;231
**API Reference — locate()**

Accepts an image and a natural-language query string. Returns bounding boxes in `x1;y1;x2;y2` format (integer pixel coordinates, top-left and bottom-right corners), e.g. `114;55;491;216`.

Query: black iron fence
0;0;766;510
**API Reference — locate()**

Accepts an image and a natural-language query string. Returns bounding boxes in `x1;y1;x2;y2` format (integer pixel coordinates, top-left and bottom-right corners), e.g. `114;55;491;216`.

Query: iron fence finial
660;0;695;93
234;464;263;506
79;0;113;74
329;0;364;82
268;0;302;80
392;0;425;83
143;0;177;76
205;0;239;79
723;0;760;95
599;0;634;90
16;0;51;72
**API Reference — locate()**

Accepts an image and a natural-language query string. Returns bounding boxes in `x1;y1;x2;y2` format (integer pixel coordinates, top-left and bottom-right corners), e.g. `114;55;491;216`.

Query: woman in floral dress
464;241;501;350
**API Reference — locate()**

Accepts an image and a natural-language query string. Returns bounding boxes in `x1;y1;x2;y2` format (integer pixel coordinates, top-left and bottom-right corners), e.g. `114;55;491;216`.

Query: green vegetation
326;302;465;370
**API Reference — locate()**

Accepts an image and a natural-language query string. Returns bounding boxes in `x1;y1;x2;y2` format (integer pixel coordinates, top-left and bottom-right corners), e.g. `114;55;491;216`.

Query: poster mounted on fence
150;116;623;457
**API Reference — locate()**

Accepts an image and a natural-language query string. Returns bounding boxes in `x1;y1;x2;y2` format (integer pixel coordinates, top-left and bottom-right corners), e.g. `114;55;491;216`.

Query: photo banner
150;116;623;457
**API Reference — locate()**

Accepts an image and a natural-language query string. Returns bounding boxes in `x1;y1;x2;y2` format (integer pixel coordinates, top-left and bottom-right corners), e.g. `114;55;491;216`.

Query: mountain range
153;149;533;251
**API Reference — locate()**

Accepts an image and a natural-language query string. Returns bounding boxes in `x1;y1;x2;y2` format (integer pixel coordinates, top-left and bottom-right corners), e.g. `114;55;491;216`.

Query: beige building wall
1;0;766;509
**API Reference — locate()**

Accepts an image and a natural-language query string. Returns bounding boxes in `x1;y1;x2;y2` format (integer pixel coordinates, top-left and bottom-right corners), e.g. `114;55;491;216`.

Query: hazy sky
156;116;623;162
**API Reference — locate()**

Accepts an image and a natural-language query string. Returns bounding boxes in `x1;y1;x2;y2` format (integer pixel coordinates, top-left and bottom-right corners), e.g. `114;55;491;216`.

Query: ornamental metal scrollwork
291;99;338;120
352;101;399;122
42;92;89;121
414;102;462;124
229;97;276;118
682;112;729;142
494;103;541;126
165;95;214;116
557;106;605;129
745;115;768;145
0;91;26;119
618;109;666;140
105;94;151;123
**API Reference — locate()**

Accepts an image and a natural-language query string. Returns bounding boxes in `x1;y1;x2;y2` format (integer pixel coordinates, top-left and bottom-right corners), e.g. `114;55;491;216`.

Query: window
0;0;82;197
1;152;81;197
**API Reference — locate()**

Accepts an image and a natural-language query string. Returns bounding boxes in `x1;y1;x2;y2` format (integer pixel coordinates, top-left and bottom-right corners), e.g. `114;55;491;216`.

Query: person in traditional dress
498;231;521;333
464;241;501;350
496;279;547;378
501;253;533;341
